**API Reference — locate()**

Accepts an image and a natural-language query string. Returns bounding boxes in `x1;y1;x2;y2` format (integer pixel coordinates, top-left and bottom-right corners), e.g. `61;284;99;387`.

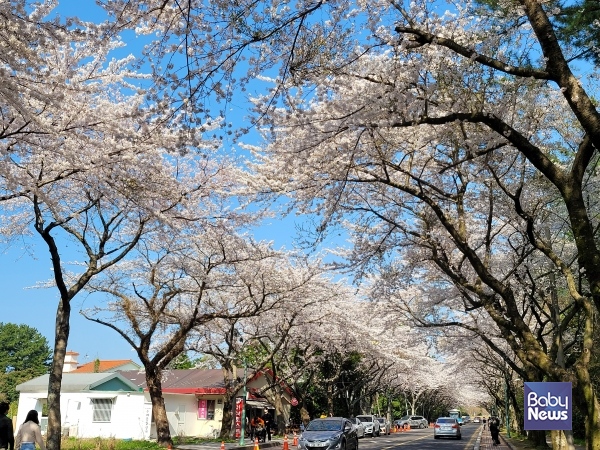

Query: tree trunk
574;302;600;450
219;392;234;439
527;430;548;447
145;367;172;447
46;297;71;450
327;383;334;416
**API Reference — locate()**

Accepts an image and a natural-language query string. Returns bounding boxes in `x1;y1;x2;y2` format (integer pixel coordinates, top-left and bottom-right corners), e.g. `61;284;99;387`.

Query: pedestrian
15;410;46;450
482;416;487;430
261;408;273;442
489;417;500;446
0;402;14;450
300;422;305;432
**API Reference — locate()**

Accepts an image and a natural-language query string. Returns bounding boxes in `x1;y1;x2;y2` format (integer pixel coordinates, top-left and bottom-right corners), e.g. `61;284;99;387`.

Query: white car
352;418;366;438
355;415;381;437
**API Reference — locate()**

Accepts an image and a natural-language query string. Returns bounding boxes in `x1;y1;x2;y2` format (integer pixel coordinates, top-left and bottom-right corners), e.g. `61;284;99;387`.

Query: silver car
395;415;428;429
355;415;381;437
298;418;359;450
351;418;366;438
433;417;462;440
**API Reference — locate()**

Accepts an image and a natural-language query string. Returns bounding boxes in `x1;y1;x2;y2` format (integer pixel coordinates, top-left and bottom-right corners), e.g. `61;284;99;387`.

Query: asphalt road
356;423;481;450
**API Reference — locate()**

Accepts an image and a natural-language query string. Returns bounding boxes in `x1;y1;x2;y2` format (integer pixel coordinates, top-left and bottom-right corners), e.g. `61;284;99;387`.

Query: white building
16;368;293;440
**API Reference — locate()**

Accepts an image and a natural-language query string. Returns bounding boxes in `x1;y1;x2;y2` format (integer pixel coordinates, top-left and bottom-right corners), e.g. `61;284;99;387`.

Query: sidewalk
475;427;585;450
474;427;511;450
177;439;283;450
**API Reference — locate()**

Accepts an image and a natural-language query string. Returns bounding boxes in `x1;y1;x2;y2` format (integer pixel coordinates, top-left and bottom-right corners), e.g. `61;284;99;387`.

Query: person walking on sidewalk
262;408;273;442
15;410;46;450
489;417;500;446
0;402;14;450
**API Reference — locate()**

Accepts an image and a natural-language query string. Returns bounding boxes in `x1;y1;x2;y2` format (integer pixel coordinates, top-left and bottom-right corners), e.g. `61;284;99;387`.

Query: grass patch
61;437;162;450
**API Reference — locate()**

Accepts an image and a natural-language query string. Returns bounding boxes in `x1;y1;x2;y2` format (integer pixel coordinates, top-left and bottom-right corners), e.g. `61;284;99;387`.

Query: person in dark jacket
262;408;273;442
489;417;500;445
0;402;14;450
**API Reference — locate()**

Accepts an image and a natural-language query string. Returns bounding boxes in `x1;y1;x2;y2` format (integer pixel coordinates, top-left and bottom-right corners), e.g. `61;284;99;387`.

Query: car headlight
329;434;342;442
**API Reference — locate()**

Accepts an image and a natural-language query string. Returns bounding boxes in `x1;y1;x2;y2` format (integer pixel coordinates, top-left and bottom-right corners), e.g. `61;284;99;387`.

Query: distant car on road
473;417;481;423
376;417;391;435
355;414;381;437
434;417;462;440
351;418;366;438
298;418;359;450
394;415;428;429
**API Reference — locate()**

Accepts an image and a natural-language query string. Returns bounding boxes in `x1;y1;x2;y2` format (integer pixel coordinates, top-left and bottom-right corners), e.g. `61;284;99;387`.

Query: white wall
162;394;224;438
17;392;146;440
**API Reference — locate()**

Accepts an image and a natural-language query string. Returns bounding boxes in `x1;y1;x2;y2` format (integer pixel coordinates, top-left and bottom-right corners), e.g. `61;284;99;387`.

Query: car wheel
355;439;358;450
434;436;439;439
457;435;462;440
377;429;381;437
419;423;425;429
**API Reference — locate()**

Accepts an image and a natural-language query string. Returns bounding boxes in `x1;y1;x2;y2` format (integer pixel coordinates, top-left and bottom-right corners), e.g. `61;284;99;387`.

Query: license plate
441;427;451;431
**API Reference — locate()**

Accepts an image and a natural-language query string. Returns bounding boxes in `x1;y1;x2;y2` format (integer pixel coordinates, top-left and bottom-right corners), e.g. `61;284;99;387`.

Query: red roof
73;360;137;373
120;369;227;394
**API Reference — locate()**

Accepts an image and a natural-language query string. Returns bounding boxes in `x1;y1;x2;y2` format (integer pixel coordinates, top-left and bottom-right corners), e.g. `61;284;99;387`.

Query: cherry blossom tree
240;1;600;445
1;4;230;449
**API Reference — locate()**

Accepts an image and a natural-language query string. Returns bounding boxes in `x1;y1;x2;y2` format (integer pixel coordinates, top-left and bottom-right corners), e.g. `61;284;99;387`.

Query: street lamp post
239;357;248;445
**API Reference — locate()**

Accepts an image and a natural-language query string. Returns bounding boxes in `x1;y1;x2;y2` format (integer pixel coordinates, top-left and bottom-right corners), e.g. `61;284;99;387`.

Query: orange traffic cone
283;435;289;450
408;424;411;431
293;431;298;446
254;438;260;450
221;442;225;450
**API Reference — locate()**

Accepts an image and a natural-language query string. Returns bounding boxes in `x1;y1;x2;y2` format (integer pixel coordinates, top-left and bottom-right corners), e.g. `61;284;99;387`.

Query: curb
499;433;518;450
474;426;483;450
177;440;284;450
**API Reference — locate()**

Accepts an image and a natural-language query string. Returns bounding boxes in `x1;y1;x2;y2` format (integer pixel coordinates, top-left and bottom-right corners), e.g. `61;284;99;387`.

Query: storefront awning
246;400;273;409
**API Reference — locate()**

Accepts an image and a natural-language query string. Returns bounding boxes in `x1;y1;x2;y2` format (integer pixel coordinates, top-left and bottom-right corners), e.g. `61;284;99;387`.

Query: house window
198;400;216;420
207;400;215;420
92;398;113;422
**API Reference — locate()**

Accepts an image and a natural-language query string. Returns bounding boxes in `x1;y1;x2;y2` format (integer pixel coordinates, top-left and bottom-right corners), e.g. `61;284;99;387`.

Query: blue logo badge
524;382;571;430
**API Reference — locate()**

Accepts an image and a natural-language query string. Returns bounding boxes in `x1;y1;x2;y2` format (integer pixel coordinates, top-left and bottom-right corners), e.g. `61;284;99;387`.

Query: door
176;405;186;436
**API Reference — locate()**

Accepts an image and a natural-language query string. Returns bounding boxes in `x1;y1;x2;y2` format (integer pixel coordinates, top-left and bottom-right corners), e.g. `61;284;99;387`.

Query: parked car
433;417;462;440
376;417;391;435
351;418;366;438
394;415;428;429
355;414;381;437
298;418;359;450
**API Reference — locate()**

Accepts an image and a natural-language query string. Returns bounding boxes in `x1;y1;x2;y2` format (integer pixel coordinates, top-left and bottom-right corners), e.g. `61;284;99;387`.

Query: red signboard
235;397;245;438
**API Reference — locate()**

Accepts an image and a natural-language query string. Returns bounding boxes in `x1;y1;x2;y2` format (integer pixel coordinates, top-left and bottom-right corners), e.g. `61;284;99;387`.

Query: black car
298;418;359;450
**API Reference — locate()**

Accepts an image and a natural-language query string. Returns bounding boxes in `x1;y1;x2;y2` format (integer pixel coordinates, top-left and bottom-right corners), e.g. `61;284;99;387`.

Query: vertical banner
142;403;153;439
235;397;245;438
524;382;572;430
198;399;208;419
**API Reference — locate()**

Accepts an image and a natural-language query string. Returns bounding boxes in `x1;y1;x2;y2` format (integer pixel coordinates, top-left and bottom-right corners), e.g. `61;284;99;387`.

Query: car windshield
356;417;371;423
376;418;385;423
306;420;343;431
437;418;456;424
